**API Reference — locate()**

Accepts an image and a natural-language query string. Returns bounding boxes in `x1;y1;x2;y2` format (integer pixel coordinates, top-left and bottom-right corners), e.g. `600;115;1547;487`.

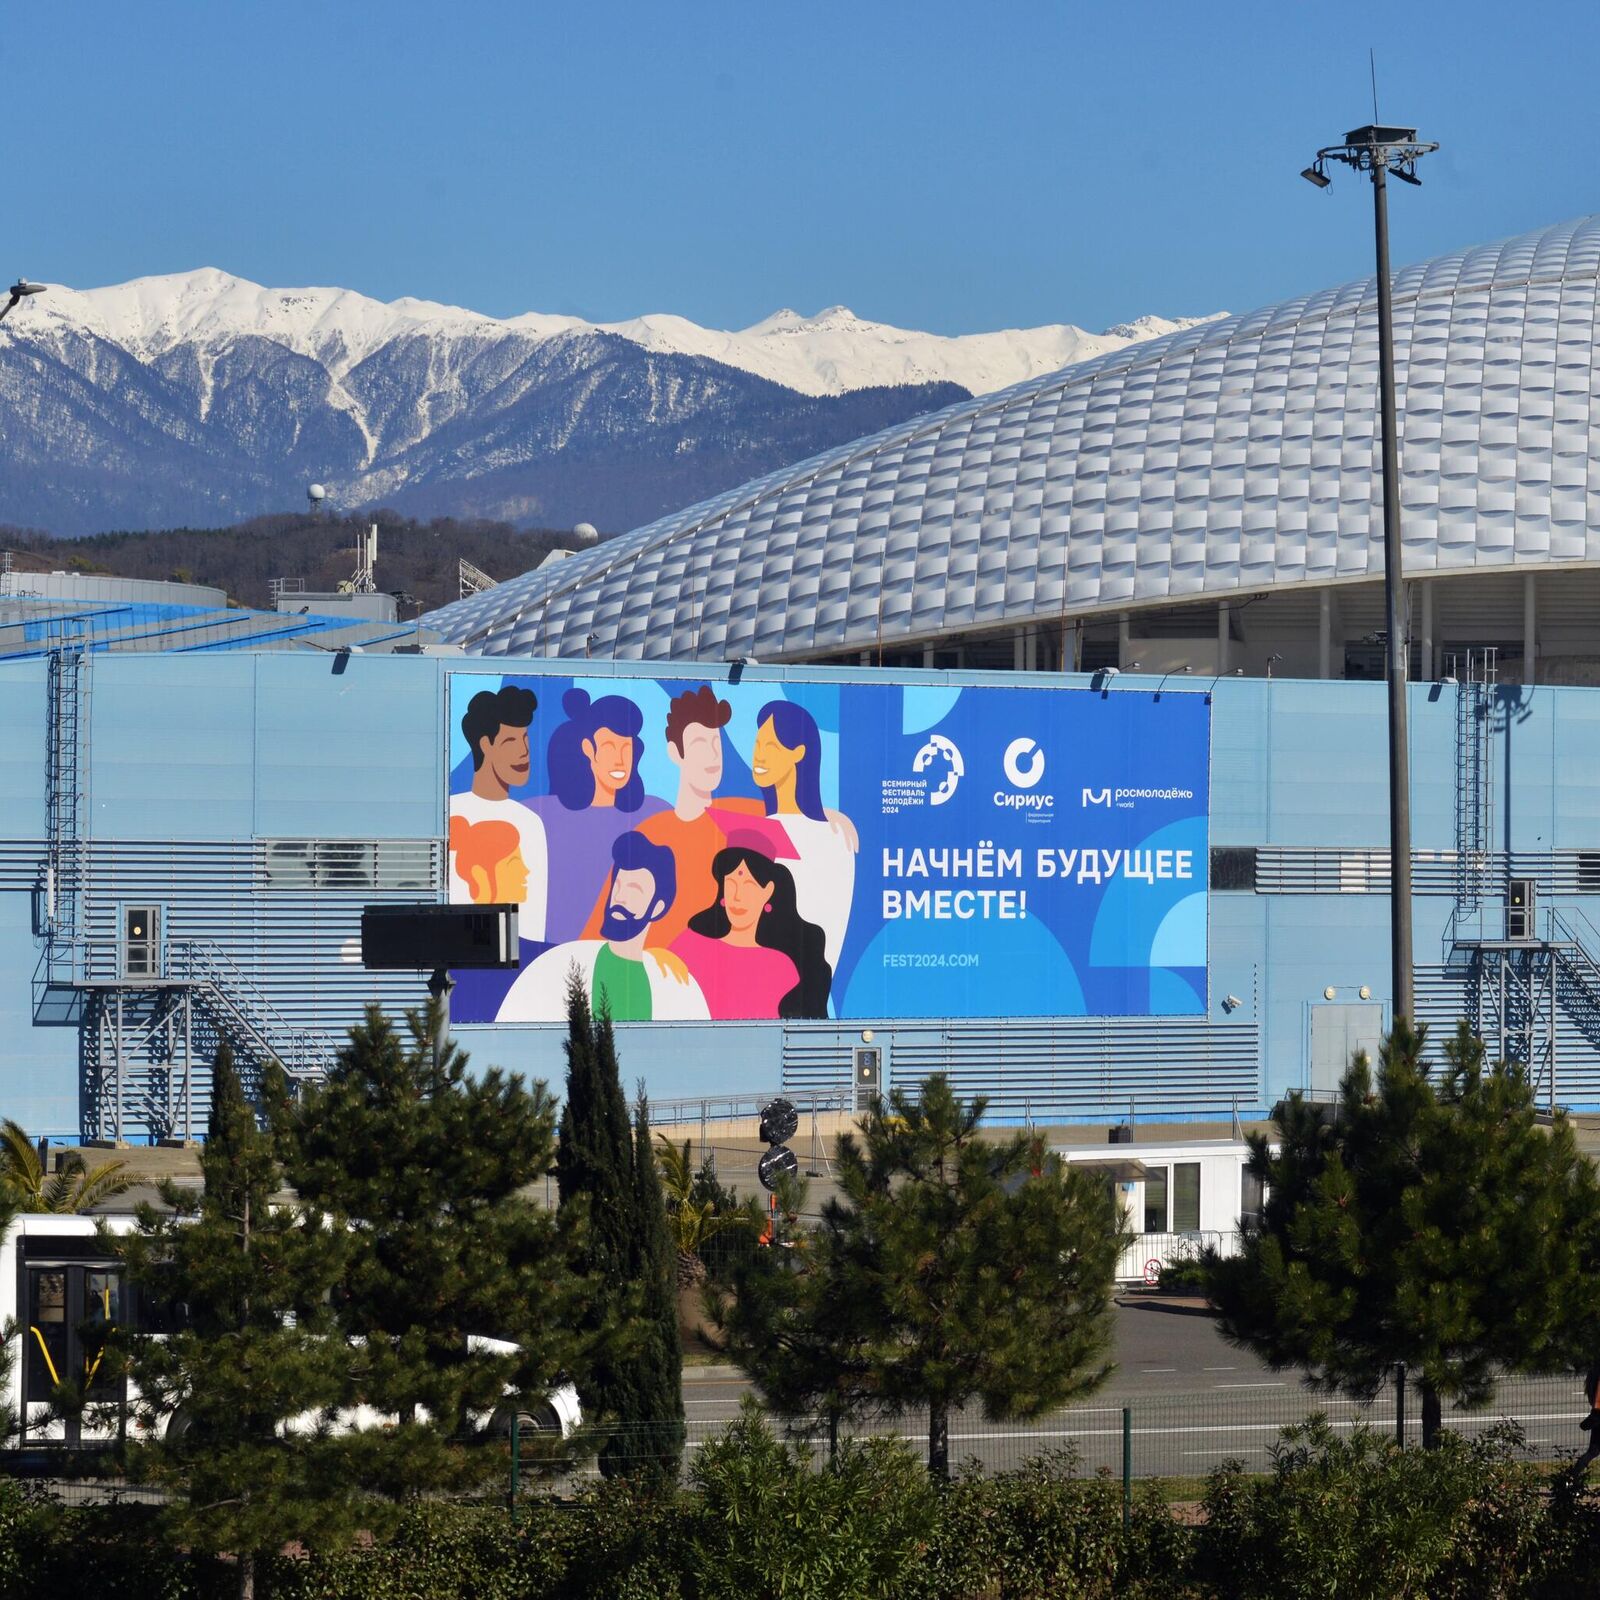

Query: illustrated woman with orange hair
447;815;530;906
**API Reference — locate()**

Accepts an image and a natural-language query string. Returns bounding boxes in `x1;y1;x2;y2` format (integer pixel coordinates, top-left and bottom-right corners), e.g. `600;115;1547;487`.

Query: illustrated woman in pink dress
673;839;833;1019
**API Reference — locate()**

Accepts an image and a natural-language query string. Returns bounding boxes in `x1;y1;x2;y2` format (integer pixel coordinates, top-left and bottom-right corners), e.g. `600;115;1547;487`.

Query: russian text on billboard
444;674;1209;1023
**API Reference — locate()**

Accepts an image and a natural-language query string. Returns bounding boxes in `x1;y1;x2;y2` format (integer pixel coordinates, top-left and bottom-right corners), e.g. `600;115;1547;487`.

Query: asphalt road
681;1303;1592;1479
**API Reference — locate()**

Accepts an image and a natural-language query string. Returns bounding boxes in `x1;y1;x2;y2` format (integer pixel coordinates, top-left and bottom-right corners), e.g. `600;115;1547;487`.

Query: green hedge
5;1414;1600;1600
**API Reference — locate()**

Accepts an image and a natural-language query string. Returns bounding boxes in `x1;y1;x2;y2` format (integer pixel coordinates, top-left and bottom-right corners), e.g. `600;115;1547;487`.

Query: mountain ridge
0;271;1221;536
28;267;1221;399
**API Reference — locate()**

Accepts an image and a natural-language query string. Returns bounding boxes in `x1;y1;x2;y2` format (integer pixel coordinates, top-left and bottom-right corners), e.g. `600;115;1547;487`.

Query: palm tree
654;1134;749;1287
0;1120;134;1213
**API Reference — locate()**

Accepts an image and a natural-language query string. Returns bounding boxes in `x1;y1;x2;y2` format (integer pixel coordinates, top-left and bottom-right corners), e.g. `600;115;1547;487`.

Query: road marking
1214;1382;1285;1390
1203;1366;1236;1372
1140;1367;1177;1374
1185;1448;1263;1456
683;1410;1589;1450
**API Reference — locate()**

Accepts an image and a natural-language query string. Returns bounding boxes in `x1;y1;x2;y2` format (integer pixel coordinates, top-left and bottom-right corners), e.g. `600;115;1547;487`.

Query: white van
1;1213;580;1450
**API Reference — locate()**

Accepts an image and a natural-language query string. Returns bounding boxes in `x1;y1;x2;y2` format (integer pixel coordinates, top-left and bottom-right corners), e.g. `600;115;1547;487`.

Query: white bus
1;1213;579;1452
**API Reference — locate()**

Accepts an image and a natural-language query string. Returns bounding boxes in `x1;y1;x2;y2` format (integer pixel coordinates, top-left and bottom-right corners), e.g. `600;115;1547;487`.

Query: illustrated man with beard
497;830;709;1022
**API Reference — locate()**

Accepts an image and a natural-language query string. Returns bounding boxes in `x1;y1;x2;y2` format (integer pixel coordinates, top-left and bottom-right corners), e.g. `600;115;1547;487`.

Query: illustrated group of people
447;681;858;1022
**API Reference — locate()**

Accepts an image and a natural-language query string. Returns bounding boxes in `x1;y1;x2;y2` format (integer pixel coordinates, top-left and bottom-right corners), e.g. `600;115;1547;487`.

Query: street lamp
1303;125;1436;1025
0;279;46;322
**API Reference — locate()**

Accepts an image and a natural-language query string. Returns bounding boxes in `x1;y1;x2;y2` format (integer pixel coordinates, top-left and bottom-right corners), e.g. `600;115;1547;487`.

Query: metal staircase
37;644;337;1143
1444;647;1600;1106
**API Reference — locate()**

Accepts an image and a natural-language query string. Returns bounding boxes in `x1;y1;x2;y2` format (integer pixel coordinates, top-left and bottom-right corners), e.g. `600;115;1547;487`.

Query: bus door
21;1260;126;1446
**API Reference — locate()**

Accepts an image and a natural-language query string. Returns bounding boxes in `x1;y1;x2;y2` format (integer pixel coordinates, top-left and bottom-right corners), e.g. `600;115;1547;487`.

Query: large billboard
445;672;1209;1024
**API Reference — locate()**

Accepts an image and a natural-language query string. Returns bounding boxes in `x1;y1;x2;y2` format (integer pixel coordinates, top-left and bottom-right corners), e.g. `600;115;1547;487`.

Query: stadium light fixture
1154;664;1191;701
1302;122;1436;1028
0;278;45;322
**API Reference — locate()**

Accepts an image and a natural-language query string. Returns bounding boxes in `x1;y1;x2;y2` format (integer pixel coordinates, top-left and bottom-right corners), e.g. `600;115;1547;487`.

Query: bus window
26;1269;68;1397
82;1270;123;1398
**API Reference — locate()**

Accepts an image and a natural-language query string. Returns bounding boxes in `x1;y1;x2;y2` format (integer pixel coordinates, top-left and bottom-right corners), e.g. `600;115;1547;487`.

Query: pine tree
117;1046;352;1600
1208;1019;1600;1446
286;1003;596;1499
556;982;684;1479
724;1073;1128;1476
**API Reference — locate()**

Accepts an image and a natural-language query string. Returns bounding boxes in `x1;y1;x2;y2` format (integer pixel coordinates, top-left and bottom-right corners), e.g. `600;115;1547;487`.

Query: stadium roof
0;596;434;658
425;214;1600;663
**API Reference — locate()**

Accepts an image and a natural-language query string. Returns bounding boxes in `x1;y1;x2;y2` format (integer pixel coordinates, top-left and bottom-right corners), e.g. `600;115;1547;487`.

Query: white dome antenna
573;521;599;544
307;483;328;514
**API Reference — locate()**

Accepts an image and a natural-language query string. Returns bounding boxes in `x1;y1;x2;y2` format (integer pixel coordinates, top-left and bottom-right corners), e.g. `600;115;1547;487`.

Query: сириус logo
912;734;964;806
1002;736;1045;790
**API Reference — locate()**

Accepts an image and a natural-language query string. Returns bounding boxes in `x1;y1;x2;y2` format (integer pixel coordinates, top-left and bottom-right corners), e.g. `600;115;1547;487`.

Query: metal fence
17;1373;1594;1511
510;1372;1595;1499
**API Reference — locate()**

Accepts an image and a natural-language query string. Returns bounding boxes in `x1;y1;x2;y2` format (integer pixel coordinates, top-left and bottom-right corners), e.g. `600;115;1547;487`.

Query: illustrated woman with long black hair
672;836;832;1019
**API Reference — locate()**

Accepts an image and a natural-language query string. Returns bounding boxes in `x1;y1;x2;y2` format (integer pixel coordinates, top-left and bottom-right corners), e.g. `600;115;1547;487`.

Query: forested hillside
5;513;577;615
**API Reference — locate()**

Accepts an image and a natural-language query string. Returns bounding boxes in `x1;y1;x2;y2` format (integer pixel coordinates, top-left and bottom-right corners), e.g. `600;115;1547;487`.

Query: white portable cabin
1058;1136;1269;1283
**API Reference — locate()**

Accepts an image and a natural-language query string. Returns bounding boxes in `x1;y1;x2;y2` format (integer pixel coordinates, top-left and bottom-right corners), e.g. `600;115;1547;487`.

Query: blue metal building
1;641;1596;1141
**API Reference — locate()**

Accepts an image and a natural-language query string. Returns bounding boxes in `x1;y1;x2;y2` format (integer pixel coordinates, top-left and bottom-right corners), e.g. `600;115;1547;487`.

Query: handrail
649;1089;854;1128
38;935;334;1080
173;938;334;1079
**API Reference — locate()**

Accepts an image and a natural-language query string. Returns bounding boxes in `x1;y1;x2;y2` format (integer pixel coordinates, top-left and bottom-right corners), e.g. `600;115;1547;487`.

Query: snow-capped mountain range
0;270;1219;536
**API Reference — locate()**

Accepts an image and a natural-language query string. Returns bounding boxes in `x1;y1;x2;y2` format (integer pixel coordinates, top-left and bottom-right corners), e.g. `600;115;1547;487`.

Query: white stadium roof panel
423;213;1600;661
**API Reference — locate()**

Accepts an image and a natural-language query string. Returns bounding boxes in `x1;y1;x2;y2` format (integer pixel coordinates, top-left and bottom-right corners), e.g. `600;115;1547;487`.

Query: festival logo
912;734;964;805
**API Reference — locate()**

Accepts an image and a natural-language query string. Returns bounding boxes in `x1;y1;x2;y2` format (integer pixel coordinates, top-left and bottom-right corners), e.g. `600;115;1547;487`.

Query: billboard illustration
445;672;1209;1024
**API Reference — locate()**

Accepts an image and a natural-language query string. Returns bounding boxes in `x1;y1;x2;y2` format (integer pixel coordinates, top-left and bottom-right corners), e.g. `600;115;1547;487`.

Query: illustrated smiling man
448;683;549;939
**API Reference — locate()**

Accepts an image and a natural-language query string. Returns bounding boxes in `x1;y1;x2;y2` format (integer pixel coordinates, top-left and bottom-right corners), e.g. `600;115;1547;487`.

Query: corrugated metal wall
4;653;1600;1136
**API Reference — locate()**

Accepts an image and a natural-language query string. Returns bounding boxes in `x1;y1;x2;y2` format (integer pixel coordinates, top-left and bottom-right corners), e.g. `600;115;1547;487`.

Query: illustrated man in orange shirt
584;685;734;949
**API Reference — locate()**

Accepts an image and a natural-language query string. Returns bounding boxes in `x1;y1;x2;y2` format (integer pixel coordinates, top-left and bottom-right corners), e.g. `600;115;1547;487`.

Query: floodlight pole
1304;126;1437;1026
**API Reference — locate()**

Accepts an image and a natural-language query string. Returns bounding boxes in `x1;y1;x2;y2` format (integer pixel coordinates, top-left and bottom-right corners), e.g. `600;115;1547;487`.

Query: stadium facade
427;214;1600;689
6;215;1600;1141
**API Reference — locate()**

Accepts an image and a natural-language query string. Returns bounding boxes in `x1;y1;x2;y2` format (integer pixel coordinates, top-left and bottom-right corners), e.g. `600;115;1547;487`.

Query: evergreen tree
557;981;634;1297
556;982;684;1480
117;1046;352;1600
1208;1020;1600;1446
724;1074;1128;1476
594;1086;684;1482
286;1003;596;1499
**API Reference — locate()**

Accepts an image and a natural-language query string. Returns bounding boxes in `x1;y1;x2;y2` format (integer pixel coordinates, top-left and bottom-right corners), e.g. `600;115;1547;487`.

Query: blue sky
15;0;1600;334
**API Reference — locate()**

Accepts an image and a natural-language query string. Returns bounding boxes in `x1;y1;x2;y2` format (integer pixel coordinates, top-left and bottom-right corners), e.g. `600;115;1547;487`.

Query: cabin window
1172;1163;1202;1232
1142;1168;1168;1233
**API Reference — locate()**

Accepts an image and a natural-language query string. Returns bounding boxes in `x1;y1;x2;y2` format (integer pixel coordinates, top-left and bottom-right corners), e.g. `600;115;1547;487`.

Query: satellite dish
573;521;599;543
759;1097;799;1147
758;1145;798;1193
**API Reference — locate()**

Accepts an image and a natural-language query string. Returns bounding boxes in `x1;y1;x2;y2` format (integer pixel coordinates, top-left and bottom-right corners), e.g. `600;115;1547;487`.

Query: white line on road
1203;1366;1236;1372
1214;1382;1285;1390
1140;1368;1177;1374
